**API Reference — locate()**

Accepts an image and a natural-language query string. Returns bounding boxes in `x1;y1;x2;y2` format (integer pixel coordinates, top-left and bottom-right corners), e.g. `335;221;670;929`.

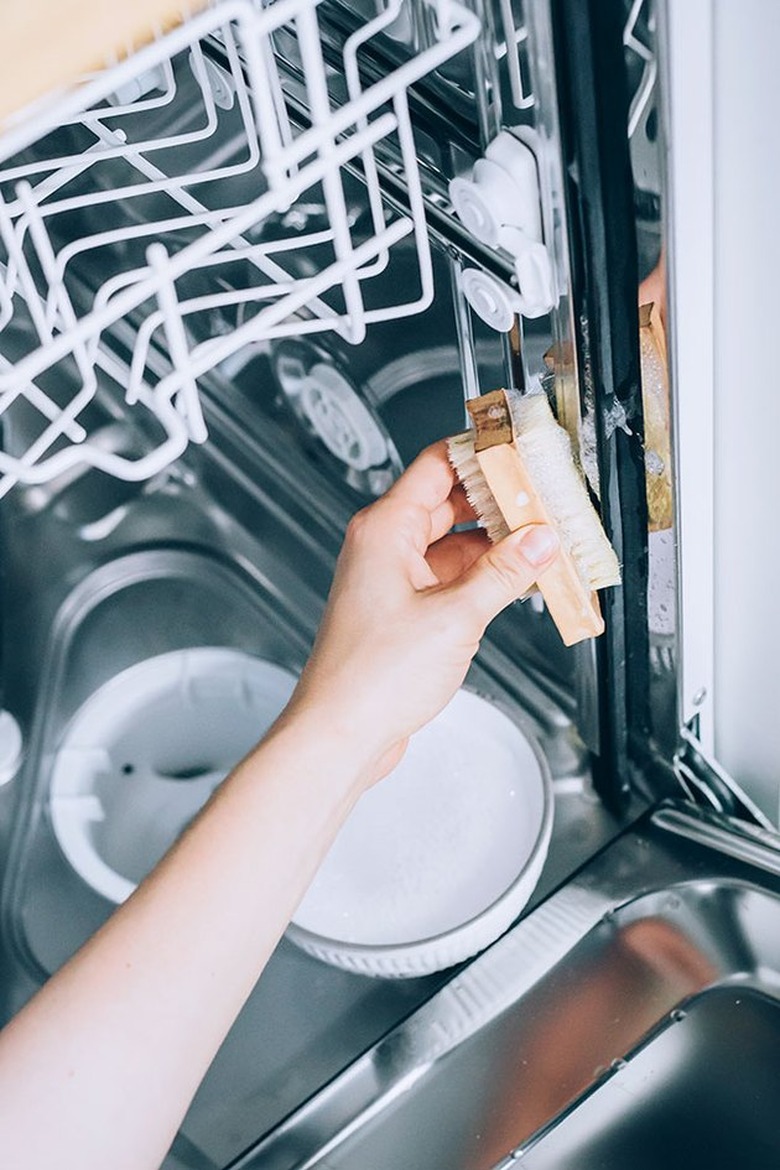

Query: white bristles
446;431;510;544
508;391;620;590
447;391;621;591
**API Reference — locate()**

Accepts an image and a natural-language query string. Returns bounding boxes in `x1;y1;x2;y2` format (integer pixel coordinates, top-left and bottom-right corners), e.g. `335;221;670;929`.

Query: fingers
425;528;490;586
638;253;666;325
449;525;559;628
386;441;457;513
374;441;478;556
428;484;476;544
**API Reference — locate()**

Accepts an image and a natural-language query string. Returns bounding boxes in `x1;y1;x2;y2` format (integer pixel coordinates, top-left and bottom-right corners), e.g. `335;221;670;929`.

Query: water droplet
610;1058;628;1072
671;1008;687;1023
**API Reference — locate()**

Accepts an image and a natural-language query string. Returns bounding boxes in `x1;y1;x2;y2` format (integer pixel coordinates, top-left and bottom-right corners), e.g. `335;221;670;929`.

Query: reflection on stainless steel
229;811;780;1170
624;0;659;151
516;987;780;1168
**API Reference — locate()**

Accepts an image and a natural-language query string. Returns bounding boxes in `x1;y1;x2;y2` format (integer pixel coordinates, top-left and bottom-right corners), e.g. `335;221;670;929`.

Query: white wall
712;0;780;821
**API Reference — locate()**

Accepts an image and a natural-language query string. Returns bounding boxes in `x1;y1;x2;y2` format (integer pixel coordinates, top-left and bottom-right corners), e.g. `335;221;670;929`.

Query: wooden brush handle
0;0;207;129
476;444;604;646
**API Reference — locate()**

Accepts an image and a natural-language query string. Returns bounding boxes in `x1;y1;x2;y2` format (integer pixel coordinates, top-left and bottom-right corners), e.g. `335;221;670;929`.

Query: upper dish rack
0;0;479;496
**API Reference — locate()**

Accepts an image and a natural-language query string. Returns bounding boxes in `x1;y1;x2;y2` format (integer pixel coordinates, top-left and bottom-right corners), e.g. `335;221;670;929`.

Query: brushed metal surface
228;810;780;1170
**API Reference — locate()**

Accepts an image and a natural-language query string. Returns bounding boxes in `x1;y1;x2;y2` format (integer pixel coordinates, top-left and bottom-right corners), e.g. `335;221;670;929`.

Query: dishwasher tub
0;367;625;1168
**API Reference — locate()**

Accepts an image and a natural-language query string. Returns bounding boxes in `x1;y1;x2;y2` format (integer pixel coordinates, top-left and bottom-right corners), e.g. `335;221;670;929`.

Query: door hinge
674;725;775;832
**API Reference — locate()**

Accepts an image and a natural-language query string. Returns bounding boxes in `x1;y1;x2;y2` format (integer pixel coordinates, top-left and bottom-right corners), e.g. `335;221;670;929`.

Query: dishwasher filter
48;647;298;903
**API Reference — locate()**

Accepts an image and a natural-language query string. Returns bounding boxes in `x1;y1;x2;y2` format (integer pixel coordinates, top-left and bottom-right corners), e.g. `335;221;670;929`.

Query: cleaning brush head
506;390;621;591
447;430;512;544
447;387;621;645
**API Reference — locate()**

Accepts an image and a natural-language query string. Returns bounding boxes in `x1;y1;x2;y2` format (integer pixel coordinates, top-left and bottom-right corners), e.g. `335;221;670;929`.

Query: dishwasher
1;1;779;1167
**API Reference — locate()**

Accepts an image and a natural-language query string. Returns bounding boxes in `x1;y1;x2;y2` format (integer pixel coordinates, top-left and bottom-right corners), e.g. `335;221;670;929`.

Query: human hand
284;440;559;786
639;251;666;327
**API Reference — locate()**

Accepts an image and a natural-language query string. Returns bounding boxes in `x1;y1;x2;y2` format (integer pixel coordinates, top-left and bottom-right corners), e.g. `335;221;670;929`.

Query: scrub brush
447;387;621;646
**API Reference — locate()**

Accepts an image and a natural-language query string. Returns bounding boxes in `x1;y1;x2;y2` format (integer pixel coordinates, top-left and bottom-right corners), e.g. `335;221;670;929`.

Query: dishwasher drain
49;648;298;903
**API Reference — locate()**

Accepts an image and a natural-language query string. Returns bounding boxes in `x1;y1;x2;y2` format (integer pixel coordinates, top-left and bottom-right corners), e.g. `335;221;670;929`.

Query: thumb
454;524;560;627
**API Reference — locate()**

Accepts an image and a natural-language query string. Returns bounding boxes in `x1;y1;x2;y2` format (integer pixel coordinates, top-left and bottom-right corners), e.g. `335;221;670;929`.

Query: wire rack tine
0;0;481;493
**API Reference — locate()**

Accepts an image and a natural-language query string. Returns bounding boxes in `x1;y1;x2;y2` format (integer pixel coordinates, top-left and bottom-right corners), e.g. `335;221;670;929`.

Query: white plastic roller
449;131;556;323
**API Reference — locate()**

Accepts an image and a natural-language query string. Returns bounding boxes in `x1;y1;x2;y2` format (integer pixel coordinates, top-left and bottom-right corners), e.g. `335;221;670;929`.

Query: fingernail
517;525;559;566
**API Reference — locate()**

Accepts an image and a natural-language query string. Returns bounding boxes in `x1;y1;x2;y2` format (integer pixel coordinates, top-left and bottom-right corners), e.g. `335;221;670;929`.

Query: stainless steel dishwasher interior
0;13;656;1164
0;277;628;1168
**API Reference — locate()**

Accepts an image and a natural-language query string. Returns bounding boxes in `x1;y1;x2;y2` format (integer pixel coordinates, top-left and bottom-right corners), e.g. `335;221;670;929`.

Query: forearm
0;442;559;1170
0;708;364;1170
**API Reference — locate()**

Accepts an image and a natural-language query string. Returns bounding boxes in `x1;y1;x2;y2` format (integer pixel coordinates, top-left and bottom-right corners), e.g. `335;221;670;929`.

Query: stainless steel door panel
227;809;780;1170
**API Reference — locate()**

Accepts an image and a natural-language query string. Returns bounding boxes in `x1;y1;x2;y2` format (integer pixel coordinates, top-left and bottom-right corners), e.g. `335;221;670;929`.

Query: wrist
260;697;379;803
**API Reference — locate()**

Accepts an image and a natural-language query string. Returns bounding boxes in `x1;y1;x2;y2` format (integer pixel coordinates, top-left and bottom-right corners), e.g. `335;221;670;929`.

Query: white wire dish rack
0;0;480;496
